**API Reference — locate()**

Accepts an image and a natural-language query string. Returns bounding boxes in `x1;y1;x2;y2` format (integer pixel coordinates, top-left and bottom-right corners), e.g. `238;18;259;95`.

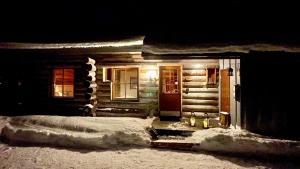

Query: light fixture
228;59;233;76
228;67;233;76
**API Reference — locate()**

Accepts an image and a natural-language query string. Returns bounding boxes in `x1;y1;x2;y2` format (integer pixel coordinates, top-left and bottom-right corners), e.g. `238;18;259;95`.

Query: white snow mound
1;116;154;149
187;127;300;157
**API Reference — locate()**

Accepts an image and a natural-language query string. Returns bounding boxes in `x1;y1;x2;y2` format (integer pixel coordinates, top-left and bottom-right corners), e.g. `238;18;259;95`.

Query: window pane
54;85;63;96
162;69;179;94
53;68;74;97
112;68;138;99
114;83;126;98
63;85;74;97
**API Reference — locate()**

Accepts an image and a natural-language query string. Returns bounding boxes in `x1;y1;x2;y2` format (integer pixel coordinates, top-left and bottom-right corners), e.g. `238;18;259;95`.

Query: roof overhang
0;36;144;55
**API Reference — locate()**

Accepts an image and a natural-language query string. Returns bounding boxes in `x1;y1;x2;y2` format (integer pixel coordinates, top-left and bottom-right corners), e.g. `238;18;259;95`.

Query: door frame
158;64;182;117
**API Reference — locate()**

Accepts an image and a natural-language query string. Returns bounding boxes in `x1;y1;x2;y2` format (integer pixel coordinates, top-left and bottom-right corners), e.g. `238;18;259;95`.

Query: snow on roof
143;43;300;55
0;36;144;50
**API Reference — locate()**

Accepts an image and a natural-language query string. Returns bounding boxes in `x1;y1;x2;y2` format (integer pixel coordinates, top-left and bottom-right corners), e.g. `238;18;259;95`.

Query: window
112;68;138;100
53;69;74;97
103;68;112;82
206;68;219;85
161;69;179;94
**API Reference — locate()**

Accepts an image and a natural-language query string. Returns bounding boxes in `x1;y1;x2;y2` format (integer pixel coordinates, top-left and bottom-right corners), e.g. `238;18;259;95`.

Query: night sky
0;1;299;44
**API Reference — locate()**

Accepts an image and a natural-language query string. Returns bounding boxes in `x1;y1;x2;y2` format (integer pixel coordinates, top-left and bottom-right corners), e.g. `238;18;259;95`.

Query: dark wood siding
0;50;93;115
241;51;300;139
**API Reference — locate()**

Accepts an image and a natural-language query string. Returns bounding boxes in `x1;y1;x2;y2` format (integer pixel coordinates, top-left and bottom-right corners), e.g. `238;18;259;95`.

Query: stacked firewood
82;57;97;116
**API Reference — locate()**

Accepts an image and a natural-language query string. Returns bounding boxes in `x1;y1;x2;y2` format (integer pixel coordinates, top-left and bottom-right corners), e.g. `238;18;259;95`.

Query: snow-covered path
1;116;300;169
1;145;299;169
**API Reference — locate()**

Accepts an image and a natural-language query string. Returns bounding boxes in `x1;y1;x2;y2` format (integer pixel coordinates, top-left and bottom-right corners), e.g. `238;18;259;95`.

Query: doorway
159;66;181;118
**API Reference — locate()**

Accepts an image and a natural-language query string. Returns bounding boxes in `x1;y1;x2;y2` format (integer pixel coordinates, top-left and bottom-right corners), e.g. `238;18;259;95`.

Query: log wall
0;50;94;115
181;61;219;119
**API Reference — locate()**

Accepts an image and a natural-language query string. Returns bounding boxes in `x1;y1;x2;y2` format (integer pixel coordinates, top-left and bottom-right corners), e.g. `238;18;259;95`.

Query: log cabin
1;36;300;139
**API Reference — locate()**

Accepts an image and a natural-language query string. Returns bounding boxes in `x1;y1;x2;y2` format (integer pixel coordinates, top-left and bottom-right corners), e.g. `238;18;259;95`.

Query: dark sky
0;1;299;44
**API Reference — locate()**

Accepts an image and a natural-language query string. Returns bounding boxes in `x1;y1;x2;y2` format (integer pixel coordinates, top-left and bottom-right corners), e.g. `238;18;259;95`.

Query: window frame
52;68;75;99
111;67;139;101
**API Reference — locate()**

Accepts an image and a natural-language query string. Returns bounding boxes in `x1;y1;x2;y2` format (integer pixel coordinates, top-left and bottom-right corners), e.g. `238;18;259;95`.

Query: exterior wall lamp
228;59;233;76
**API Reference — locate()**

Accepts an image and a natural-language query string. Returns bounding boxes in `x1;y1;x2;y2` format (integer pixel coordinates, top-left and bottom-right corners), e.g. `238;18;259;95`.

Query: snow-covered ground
187;127;300;157
1;116;153;149
2;146;300;169
1;116;300;169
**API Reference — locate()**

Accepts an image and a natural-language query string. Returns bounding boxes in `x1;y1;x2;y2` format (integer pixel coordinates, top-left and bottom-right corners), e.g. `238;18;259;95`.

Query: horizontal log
182;71;206;76
183;65;218;70
86;75;96;82
84;81;97;88
182;88;218;93
83;71;96;77
183;84;206;88
85;93;97;100
97;92;110;97
182;105;219;113
83;64;96;71
97;86;111;91
183;82;207;86
183;93;218;100
182;99;218;106
85;57;96;65
87;87;97;94
182;76;207;82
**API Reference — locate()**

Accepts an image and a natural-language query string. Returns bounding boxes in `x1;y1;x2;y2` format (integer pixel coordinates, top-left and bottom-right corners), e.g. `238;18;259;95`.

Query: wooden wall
181;61;219;119
241;51;300;139
0;50;95;115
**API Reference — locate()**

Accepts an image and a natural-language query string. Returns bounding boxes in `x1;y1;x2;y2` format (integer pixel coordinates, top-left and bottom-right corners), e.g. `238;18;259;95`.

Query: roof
142;43;300;56
0;36;144;54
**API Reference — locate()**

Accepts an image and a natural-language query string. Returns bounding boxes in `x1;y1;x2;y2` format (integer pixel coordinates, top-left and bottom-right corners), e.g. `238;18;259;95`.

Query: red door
159;66;181;117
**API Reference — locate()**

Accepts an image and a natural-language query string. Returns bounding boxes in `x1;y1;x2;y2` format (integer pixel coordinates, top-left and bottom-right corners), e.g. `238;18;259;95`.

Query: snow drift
187;127;300;157
1;116;153;149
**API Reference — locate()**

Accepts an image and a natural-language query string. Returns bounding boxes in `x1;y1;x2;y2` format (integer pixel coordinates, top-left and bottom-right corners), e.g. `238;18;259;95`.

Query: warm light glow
53;69;74;97
193;64;203;68
146;70;157;80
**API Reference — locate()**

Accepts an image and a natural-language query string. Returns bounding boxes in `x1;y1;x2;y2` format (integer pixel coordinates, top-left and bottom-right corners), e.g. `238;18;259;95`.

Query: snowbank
187;127;300;157
1;116;153;149
0;116;9;132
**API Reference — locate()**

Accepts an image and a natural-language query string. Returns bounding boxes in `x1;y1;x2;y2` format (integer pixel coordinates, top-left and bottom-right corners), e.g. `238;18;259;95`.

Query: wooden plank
183;93;218;100
182;99;218;106
182;105;219;113
182;76;207;82
221;69;230;112
182;88;218;93
182;70;206;76
182;82;207;86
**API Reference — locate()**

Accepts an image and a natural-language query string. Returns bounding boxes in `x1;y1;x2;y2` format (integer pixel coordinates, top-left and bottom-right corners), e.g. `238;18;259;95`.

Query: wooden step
182;105;219;113
182;99;218;106
183;93;218;100
151;140;200;150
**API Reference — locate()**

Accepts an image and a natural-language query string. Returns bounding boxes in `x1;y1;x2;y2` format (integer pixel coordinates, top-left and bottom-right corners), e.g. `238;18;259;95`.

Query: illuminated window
161;69;179;94
53;69;74;97
112;68;138;100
